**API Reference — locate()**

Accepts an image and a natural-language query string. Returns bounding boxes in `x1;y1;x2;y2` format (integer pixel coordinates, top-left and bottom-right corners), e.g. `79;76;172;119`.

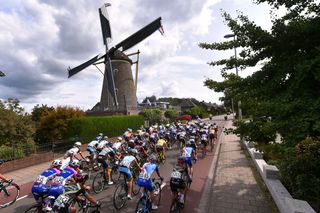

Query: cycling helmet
70;159;80;167
148;154;157;163
74;141;82;147
117;137;122;141
52;159;62;167
127;128;132;132
0;159;4;165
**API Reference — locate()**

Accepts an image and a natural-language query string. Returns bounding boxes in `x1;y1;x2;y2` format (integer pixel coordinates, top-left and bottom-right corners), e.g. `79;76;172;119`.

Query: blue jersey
182;147;194;158
34;168;60;185
51;167;77;186
139;162;158;180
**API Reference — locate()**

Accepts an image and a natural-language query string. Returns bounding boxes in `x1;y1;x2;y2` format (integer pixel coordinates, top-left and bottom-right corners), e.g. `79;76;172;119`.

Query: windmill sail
114;17;162;52
68;54;105;78
99;3;112;45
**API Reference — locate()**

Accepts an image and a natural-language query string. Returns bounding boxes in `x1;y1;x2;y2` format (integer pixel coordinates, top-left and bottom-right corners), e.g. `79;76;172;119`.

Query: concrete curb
241;140;316;213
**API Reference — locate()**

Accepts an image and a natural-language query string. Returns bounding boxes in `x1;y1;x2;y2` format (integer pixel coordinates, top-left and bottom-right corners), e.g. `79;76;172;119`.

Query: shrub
139;109;163;125
0;145;25;161
66;115;144;143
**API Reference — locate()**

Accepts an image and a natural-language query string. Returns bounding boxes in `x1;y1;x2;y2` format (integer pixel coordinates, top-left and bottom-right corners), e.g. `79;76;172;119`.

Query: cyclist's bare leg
128;178;133;196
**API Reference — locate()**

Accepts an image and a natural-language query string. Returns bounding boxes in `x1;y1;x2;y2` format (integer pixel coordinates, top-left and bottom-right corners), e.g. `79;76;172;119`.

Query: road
2;116;227;213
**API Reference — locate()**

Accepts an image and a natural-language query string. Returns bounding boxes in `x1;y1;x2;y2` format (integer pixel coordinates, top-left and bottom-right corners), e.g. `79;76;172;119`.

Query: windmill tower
67;3;162;112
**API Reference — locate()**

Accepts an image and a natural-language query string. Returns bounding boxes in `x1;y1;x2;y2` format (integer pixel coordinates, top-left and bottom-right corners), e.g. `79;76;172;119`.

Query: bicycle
135;178;163;213
92;163;120;194
0;179;20;208
113;168;140;210
169;191;186;213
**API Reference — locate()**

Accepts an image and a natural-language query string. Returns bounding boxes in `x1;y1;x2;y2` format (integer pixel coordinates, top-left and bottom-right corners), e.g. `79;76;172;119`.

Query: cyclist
86;139;99;162
96;136;109;153
156;135;168;161
118;148;141;200
189;136;198;161
53;172;100;213
0;160;11;182
48;160;81;200
137;154;164;210
208;124;216;150
31;159;62;203
181;141;195;181
97;146;118;185
62;142;85;170
170;157;188;206
200;129;208;157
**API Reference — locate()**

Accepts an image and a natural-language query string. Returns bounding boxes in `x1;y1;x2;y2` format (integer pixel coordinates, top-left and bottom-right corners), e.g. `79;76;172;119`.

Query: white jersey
66;147;80;156
120;155;136;168
97;140;108;149
112;142;122;151
98;147;114;156
87;140;99;147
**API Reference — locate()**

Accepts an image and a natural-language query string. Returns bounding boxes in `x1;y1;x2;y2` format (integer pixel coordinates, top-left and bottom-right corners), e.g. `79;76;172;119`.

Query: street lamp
224;33;242;119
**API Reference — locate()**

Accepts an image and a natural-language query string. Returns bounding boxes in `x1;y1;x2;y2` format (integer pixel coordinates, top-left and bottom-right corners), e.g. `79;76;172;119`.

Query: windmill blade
68;53;105;78
114;17;162;52
99;3;112;45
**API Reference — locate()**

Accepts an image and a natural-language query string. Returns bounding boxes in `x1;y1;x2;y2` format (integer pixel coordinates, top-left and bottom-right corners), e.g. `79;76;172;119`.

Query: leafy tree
164;109;178;122
184;106;208;119
139;109;163;125
0;99;35;160
199;0;320;145
36;106;84;144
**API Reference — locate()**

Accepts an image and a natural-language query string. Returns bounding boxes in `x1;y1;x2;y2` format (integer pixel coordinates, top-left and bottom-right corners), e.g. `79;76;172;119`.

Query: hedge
66;115;144;143
0;145;25;161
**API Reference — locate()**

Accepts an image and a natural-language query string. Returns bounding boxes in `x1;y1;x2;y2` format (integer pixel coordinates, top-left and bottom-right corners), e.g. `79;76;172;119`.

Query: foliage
279;137;320;211
164;109;178;122
184;106;208;119
35;106;85;144
199;1;320;145
66;115;144;142
139;109;163;125
0;99;36;159
0;145;25;161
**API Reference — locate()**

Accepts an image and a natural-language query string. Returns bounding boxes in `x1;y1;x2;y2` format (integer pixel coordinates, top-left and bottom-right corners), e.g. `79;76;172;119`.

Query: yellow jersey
157;139;167;146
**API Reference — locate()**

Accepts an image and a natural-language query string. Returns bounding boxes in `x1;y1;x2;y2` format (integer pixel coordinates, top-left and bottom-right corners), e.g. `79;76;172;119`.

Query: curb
197;120;227;213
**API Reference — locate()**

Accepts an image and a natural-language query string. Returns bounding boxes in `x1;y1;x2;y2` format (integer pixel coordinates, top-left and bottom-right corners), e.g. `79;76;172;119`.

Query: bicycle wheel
92;172;106;194
113;183;127;210
0;183;20;208
154;182;162;206
135;196;147;213
170;199;180;213
111;167;121;184
23;204;43;213
132;179;141;196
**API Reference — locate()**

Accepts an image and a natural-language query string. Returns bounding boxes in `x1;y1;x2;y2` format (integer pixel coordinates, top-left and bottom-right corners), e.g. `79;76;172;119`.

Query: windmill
67;3;163;112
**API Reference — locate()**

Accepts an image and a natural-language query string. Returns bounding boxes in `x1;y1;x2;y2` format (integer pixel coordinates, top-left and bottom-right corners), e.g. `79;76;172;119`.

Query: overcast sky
0;0;276;112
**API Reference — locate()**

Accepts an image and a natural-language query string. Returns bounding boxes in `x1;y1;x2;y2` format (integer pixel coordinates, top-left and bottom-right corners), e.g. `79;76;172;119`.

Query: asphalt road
2;116;226;213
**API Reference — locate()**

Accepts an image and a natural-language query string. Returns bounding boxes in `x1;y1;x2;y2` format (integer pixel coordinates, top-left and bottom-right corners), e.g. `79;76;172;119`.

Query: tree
0;99;35;160
36;106;85;144
199;1;320;145
139;109;163;125
164;109;178;122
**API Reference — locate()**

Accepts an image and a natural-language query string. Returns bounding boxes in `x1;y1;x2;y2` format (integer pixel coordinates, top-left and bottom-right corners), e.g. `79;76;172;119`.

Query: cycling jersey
48;167;78;199
32;168;61;201
137;162;159;191
66;147;80;156
170;165;186;192
52;182;85;213
96;140;108;150
120;155;136;168
34;168;61;185
157;139;166;146
112;142;122;151
87;140;99;147
98;147;114;157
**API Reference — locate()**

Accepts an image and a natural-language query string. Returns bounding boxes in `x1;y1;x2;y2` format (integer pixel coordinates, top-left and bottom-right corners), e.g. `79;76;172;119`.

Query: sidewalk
199;120;274;213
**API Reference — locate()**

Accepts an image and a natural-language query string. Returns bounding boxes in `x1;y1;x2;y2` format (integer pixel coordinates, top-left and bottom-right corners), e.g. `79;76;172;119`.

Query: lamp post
224;33;242;119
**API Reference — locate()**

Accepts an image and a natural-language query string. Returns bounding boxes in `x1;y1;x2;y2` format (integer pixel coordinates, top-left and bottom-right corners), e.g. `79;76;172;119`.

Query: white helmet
74;141;82;147
117;137;122;141
52;159;62;167
70;159;80;167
